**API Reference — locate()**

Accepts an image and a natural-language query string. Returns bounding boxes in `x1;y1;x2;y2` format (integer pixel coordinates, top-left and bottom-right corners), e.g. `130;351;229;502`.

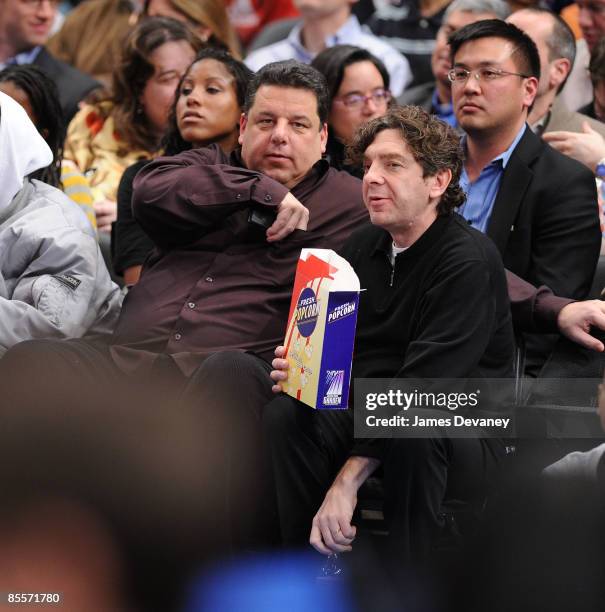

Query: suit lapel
486;127;541;254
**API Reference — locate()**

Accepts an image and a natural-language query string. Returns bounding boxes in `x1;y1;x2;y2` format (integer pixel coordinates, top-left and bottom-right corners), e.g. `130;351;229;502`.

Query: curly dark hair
162;47;253;155
348;105;466;215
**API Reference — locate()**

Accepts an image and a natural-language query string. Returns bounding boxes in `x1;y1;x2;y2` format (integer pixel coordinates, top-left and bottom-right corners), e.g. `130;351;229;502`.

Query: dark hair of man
348;105;466;216
243;60;329;128
0;65;65;189
589;37;605;85
310;45;390;103
112;16;203;152
162;47;253;155
449;19;541;82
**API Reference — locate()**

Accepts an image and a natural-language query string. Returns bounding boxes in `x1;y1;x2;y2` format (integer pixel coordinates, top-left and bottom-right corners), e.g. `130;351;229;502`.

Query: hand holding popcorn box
282;249;360;409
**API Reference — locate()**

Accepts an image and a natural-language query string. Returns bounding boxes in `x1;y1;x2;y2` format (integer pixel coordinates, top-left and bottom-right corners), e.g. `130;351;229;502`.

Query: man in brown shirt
0;60;368;553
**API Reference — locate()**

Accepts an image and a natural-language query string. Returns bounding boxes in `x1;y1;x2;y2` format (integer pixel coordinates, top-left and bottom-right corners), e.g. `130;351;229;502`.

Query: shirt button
174;333;182;341
187;302;196;309
235;193;241;199
264;194;272;202
205;276;213;283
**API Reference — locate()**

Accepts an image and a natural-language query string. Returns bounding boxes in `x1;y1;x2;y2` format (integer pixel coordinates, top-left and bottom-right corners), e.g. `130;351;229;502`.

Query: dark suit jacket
488;126;600;301
34;47;100;123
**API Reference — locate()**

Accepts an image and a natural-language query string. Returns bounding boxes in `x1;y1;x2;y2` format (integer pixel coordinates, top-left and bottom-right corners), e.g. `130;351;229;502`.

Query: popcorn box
282;249;360;410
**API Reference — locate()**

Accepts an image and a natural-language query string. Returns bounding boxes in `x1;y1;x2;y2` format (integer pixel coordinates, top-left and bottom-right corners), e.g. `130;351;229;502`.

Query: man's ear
522;76;539;109
550;57;571;91
429;168;452;200
238;112;247;146
319;122;328;154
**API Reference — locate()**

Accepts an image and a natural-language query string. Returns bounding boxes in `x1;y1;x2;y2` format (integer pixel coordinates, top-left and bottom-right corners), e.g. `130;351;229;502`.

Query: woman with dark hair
114;48;253;286
64;16;203;234
0;65;97;231
311;44;392;176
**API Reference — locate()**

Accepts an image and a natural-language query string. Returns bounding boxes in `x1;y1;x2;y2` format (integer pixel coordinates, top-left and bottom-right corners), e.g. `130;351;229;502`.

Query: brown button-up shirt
110;144;368;376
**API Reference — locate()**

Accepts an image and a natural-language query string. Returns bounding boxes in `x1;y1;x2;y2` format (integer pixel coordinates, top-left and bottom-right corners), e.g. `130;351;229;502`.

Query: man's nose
36;0;55;19
270;119;288;143
363;161;383;184
462;72;481;94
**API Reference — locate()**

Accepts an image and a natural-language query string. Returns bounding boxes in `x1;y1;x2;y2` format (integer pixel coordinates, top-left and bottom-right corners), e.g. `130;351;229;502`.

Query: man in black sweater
266;105;516;562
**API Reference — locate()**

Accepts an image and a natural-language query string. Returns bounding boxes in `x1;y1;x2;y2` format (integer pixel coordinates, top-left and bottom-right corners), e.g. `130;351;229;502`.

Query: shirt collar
462;123;527;170
431;88;452;113
288;15;361;61
370;214;452;259
2;45;42;68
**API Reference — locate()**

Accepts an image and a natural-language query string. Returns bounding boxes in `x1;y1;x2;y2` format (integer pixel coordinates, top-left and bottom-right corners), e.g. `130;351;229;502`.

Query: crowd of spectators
2;0;605;609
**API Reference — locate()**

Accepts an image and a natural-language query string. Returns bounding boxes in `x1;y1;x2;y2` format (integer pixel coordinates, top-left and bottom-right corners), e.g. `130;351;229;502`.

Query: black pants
0;340;277;554
263;394;505;562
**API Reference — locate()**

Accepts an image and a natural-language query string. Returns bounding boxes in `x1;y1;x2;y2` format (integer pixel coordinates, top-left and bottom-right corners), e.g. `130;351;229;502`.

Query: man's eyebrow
363;152;408;162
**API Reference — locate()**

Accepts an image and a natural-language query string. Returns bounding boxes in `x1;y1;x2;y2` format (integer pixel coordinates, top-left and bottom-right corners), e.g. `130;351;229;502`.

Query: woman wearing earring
113;48;253;286
63;17;203;234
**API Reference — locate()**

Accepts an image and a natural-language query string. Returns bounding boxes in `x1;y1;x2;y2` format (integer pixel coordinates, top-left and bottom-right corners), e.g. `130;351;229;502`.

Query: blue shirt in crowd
459;124;526;233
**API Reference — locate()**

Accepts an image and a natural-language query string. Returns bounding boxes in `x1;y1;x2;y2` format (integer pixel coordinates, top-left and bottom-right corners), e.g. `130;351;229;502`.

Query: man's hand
270;345;288;393
310;456;380;555
310;480;358;555
266;192;309;242
94;199;117;233
543;122;605;172
557;300;605;352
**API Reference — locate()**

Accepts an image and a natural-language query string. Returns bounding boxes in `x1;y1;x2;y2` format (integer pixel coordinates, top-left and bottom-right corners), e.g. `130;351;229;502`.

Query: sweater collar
370;214;452;261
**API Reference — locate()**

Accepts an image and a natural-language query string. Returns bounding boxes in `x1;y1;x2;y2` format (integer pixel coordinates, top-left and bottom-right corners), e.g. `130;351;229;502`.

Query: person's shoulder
26;180;96;236
340;222;383;258
397;81;434;107
244;39;293;69
516;127;594;181
444;214;504;263
324;165;362;188
35;47;100;89
356;26;405;62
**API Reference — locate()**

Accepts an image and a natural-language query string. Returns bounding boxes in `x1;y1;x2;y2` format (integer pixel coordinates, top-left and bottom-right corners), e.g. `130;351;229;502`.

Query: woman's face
176;58;241;151
139;39;197;136
329;60;390;144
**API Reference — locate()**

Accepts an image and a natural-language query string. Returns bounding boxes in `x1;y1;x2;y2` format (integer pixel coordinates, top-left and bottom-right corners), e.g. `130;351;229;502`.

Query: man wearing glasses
0;0;99;121
449;19;601;373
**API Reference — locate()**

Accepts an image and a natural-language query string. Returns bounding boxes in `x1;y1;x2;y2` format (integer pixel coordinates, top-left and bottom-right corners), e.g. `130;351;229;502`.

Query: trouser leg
179;350;276;553
263;395;353;546
0;338;121;411
382;436;505;562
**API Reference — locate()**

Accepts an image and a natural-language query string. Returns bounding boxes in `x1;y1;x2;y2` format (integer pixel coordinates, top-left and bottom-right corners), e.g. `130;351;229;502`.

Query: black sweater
341;214;515;458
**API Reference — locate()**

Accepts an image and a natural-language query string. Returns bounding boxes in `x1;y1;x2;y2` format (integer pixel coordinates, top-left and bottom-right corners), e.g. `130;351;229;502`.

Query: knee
192;350;262;383
262;394;303;439
0;339;60;376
